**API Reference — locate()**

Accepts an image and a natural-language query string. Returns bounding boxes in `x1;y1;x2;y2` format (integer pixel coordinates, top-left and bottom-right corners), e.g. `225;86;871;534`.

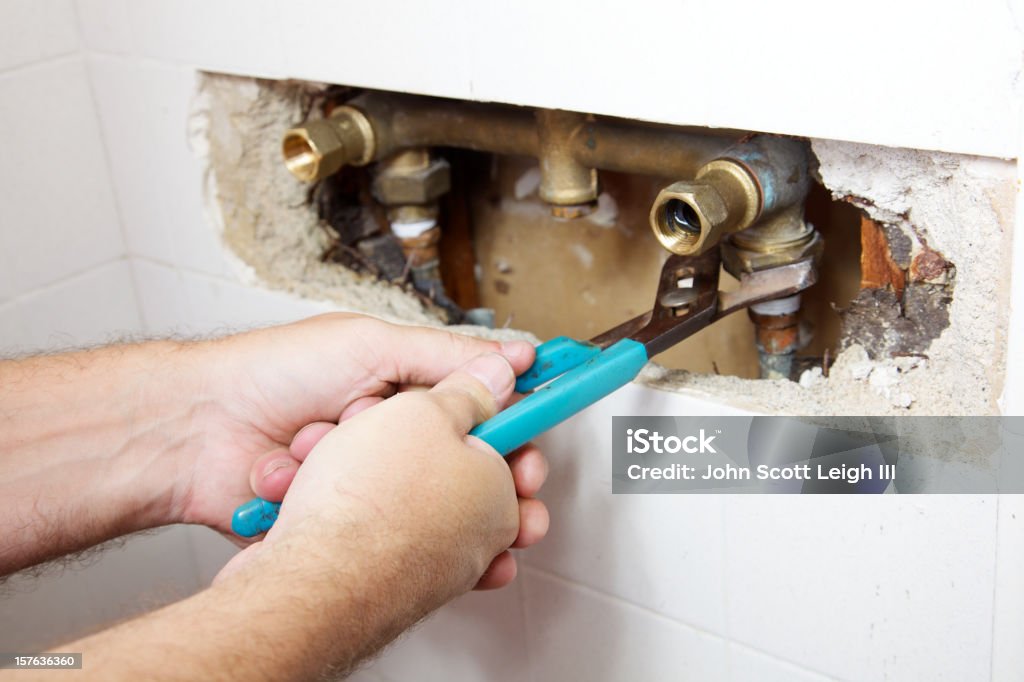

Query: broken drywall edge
193;72;1015;417
192;73;443;326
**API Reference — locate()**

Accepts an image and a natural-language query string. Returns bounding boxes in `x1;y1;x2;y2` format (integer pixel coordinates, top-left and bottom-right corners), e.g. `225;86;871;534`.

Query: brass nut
649;182;729;256
721;230;824;276
696;160;761;231
283;122;346;182
372;157;451;205
281;106;375;183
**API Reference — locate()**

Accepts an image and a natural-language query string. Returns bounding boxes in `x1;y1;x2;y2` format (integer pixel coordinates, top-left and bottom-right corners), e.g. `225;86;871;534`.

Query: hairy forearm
0;342;213;575
49;511;470;682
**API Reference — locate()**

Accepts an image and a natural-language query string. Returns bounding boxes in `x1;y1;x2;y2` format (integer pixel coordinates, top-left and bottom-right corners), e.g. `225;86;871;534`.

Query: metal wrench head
589;253;817;359
715;259;817;319
630;250;721;357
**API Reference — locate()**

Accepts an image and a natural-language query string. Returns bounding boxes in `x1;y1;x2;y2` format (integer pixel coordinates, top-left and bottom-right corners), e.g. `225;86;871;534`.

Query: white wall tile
0;59;124;294
722;496;997;681
0;0;78;71
727;644;834;682
523;568;728;681
17;260;141;352
526;383;750;635
129;259;193;334
88;57;228;277
992;494;1024;682
0;301;28;355
370;584;529;682
76;0;1024;157
272;1;1021;157
75;0;133;55
0;259;15;301
279;1;472;99
0;526;200;650
80;0;284;78
132;258;337;336
346;668;389;682
184;526;238;588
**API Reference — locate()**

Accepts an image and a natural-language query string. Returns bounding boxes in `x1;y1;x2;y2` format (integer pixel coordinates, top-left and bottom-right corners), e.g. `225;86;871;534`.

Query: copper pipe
283;92;744;183
567;118;738;179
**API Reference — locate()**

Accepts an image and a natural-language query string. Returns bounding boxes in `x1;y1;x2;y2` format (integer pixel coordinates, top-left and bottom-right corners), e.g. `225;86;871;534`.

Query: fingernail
500;341;532;362
465;353;515;397
262;459;292;480
293;423;316;439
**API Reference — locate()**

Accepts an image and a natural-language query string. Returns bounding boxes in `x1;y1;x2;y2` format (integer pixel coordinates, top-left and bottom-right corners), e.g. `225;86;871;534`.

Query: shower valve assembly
281;90;824;379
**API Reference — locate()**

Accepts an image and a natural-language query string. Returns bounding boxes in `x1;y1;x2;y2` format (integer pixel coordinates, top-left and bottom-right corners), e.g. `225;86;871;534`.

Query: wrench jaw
715;259;817;320
587;252;817;361
632;251;721;358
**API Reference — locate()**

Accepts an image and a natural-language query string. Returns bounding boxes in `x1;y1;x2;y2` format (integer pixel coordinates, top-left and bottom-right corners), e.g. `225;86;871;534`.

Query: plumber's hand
172;314;546;587
214;351;548;591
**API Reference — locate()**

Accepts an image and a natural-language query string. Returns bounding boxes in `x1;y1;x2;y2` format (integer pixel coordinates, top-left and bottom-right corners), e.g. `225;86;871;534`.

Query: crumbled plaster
190;74;438;325
193;73;1016;415
649;142;1015;415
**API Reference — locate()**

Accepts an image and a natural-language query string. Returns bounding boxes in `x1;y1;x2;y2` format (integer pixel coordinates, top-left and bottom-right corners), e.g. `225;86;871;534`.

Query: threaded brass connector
648;159;760;256
281;105;375;182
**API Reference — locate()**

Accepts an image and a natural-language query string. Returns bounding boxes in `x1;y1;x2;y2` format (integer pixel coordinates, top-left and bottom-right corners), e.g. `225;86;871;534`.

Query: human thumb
428;352;516;434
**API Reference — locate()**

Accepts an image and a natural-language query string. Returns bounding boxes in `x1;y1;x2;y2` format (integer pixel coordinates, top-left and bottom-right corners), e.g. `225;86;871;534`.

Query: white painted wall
74;0;1024;159
0;1;1021;681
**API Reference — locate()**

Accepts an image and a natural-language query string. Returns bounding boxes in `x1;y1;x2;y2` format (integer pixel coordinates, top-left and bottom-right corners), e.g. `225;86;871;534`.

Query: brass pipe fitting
721;204;823;276
371;149;451;207
648;136;812;257
370;149;449;288
648;160;760;256
282;105;376;182
536;109;599;217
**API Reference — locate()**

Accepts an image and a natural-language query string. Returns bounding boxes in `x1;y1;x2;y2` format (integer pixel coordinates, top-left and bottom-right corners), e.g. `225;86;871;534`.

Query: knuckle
430;387;486;423
389;391;461;431
346;315;387;338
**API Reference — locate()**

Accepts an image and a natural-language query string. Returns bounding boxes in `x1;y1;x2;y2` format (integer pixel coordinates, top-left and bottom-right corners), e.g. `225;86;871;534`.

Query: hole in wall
793;182;863;374
198;73;973;410
311;144;866;380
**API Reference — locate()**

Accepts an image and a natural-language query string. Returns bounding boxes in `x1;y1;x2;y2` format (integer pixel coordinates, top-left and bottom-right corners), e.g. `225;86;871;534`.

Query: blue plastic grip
515;336;601;392
231;498;281;538
470;338;649;455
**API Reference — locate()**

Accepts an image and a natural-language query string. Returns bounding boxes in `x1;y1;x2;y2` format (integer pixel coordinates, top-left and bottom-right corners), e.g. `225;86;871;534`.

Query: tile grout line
0;51;79;78
70;7;150;335
518;558;539;682
719;497;735;681
988;495;1000;682
131;255;342;312
70;4;209;588
8;256;130;304
523;564;836;681
523;564;727;639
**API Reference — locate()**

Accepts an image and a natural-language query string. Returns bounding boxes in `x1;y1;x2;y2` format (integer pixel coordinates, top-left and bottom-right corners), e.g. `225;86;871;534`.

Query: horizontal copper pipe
288;91;744;181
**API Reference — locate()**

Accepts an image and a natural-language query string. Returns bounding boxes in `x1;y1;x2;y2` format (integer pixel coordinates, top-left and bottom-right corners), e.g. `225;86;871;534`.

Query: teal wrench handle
514;336;601;392
230;337;647;538
470;338;647;454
